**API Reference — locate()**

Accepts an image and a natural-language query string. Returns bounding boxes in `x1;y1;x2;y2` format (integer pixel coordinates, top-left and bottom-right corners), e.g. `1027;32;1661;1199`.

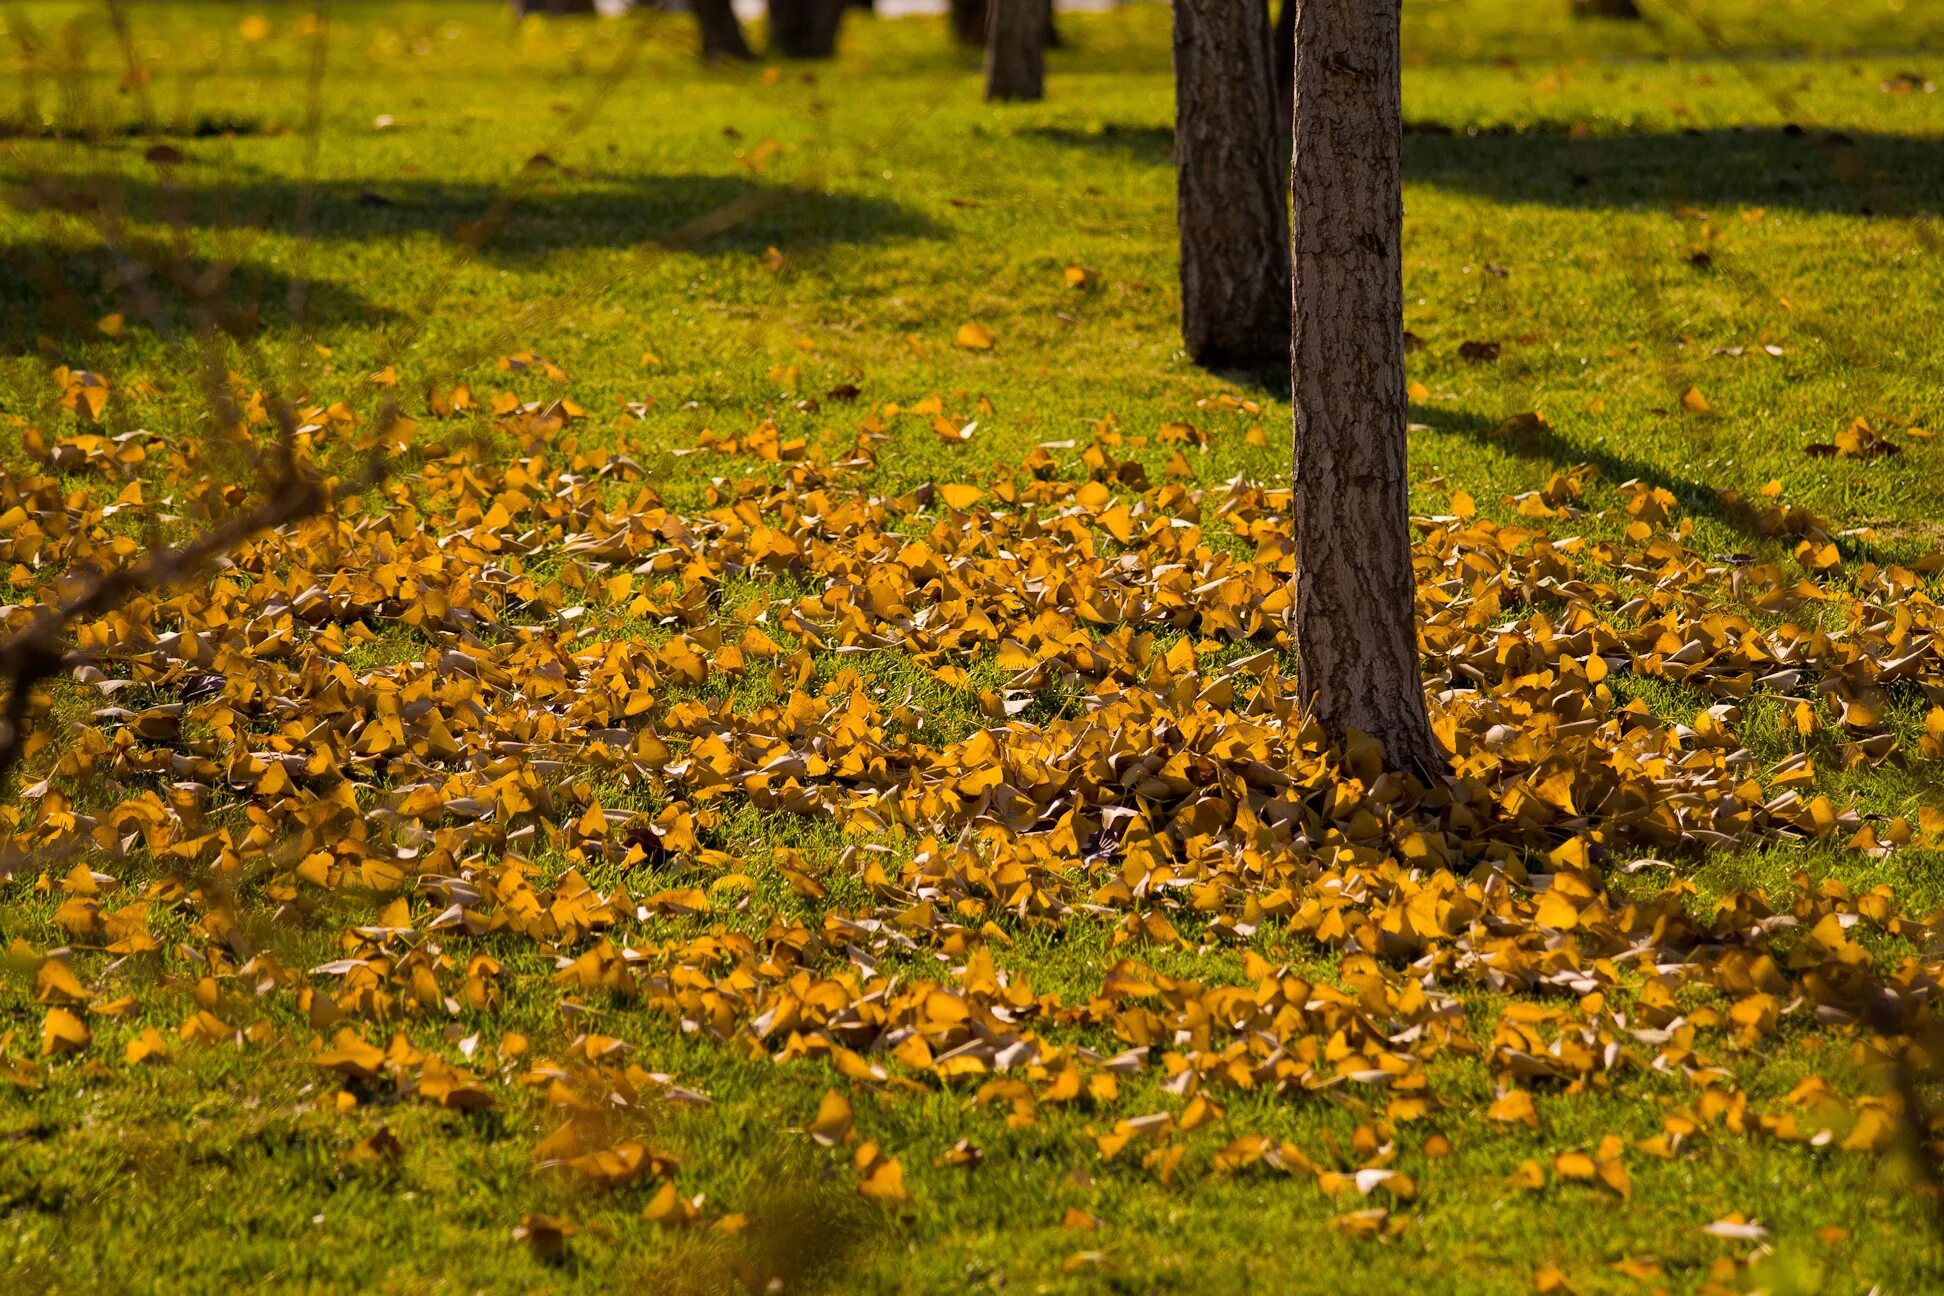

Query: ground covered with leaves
3;1;1944;1292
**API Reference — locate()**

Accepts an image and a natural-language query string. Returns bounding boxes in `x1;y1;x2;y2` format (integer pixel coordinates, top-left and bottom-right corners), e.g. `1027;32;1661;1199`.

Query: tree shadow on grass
1024;120;1944;217
1409;403;1769;544
5;169;942;261
0;233;396;356
1020;123;1174;166
1403;123;1944;218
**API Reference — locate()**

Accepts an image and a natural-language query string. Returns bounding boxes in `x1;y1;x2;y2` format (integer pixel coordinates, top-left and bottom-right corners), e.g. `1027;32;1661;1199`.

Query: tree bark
1172;0;1289;368
984;0;1046;102
1288;0;1441;774
769;0;845;57
950;0;988;47
696;0;755;60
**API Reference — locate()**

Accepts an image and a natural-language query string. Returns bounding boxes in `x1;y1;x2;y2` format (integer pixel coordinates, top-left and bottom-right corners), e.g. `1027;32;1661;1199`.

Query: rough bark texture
1288;0;1442;773
950;0;988;47
984;0;1046;102
695;0;754;60
769;0;845;57
1172;0;1289;369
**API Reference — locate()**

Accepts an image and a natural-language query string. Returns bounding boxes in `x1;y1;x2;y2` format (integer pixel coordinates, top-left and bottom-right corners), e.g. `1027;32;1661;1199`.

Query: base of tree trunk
1173;0;1289;369
985;0;1046;102
950;0;988;47
696;0;755;59
769;0;845;57
1571;0;1642;16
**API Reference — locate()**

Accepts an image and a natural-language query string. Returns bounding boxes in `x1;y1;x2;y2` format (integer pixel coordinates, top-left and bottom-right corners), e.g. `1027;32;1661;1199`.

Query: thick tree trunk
985;0;1046;102
769;0;845;57
950;0;988;47
1172;0;1289;368
695;0;754;60
1288;0;1441;774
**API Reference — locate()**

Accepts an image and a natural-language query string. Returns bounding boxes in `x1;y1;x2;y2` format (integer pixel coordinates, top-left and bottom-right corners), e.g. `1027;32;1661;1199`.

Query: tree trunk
1172;0;1289;368
769;0;844;57
950;0;988;47
1272;0;1294;135
1288;0;1440;774
1571;0;1642;16
696;0;754;60
985;0;1045;102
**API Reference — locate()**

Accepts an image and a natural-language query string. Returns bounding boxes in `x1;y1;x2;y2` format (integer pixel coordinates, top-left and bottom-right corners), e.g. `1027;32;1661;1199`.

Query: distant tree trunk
1172;0;1289;368
511;0;595;14
1288;0;1441;774
696;0;754;59
769;0;845;57
1043;4;1062;49
1272;0;1294;132
950;0;988;47
985;0;1045;101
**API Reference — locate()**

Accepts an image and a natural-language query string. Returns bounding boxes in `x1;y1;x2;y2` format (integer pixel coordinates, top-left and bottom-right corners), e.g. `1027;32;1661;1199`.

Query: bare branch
0;440;354;791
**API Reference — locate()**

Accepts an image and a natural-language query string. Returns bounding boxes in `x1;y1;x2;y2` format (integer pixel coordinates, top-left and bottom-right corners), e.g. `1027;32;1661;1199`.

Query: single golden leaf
810;1088;854;1146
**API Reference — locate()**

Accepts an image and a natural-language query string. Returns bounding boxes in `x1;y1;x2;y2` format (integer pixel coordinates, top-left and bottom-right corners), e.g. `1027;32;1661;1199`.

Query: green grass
3;2;1944;1292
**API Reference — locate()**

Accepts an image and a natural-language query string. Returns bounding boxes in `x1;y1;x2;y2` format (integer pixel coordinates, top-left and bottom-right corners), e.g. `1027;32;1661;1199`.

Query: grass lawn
3;1;1944;1292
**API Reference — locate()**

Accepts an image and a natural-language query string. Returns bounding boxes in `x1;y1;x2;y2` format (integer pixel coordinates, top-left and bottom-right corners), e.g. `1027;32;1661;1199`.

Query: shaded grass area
1;1;1943;1293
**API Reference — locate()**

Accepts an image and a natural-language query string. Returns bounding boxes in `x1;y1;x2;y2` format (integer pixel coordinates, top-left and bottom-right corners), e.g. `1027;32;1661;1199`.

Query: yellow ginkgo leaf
124;1027;170;1065
938;483;984;510
857;1153;906;1203
810;1088;854;1146
41;1007;90;1057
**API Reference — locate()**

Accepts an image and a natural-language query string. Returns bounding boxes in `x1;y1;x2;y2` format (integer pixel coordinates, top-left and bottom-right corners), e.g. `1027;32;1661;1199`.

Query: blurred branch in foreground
0;428;356;793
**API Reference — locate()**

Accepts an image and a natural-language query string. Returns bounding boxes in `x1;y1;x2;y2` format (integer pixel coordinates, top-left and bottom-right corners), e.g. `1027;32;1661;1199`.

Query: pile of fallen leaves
4;355;1944;1268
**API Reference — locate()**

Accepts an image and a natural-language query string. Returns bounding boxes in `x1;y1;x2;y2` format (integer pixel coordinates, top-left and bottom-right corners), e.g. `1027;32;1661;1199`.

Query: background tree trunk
695;0;755;59
950;0;988;47
1571;0;1642;16
1172;0;1289;368
1288;0;1440;773
985;0;1046;102
510;0;595;15
1273;0;1294;135
769;0;845;57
